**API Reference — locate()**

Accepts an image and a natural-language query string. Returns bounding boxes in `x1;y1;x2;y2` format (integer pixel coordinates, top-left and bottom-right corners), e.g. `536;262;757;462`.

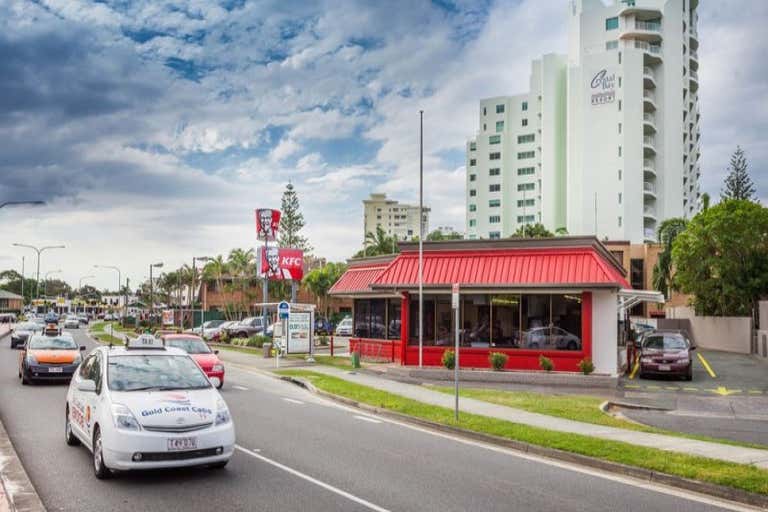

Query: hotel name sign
590;69;616;106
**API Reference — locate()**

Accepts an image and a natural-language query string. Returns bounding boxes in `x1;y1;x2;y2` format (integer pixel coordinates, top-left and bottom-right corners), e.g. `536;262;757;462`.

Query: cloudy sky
0;0;766;291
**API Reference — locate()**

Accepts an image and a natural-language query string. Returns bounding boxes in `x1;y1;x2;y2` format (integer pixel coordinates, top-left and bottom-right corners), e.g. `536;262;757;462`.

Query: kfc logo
260;247;304;280
255;209;281;241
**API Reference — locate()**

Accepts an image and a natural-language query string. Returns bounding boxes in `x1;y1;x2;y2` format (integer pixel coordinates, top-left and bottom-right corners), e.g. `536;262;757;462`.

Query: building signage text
590;69;615;106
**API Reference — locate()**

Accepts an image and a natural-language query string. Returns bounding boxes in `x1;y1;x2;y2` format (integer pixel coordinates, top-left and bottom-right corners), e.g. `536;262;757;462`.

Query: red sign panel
255;209;281;241
260;247;304;281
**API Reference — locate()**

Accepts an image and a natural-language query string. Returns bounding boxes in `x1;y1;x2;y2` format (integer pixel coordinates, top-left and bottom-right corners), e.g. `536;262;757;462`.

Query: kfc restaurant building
330;237;640;375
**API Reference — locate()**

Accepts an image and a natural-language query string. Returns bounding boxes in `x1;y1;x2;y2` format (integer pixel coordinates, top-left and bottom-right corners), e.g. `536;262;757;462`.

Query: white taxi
65;335;235;478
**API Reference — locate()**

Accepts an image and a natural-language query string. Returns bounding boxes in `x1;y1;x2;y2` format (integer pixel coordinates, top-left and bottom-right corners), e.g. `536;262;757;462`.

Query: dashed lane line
283;397;305;405
232;385;249;391
354;415;382;424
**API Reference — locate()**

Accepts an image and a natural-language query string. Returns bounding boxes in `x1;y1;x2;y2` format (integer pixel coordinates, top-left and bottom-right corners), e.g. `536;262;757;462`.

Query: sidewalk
292;364;768;469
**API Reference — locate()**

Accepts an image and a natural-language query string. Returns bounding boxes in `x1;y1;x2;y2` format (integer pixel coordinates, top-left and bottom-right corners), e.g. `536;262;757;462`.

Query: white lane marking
235;445;390;512
232;385;249;391
282;397;304;405
226;365;758;511
354;415;382;424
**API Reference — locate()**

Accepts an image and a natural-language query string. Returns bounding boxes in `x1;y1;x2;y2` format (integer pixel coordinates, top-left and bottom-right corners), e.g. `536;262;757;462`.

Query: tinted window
107;355;211;392
166;338;212;354
642;335;688;350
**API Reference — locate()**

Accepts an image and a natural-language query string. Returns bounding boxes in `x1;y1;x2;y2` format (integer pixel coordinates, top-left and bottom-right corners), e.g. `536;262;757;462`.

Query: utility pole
20;256;24;308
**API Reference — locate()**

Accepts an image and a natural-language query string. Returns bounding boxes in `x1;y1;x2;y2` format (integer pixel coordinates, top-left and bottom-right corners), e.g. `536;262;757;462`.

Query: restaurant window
354;299;371;338
409;297;435;345
462;295;491;347
550;294;582;351
521;295;550;348
435;297;454;346
353;299;388;339
490;295;521;347
387;299;401;340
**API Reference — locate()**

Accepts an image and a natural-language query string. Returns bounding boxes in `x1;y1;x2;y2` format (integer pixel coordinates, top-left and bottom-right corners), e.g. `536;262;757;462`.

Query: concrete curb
280;374;768;510
385;366;619;388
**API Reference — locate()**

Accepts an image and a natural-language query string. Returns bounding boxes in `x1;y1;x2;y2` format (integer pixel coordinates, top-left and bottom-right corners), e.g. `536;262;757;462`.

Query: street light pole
94;265;122;318
12;243;65;299
418;109;424;368
43;269;62;297
192;257;211;334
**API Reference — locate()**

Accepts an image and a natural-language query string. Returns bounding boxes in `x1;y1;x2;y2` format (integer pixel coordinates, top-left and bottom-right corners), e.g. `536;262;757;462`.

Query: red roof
371;248;630;289
329;262;390;295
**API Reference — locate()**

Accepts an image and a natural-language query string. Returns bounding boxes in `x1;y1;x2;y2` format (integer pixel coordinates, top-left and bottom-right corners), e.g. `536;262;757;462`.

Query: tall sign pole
419;110;424;368
452;283;460;421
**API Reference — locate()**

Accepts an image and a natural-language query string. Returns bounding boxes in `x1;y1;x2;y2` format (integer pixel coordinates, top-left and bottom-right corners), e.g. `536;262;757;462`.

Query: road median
277;369;768;509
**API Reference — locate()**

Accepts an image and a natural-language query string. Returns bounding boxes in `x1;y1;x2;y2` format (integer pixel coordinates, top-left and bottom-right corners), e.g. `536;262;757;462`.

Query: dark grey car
224;317;265;338
11;322;43;349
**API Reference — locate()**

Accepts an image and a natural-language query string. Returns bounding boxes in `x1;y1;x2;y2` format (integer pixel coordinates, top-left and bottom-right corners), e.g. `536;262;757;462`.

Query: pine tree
721;146;756;201
278;183;312;252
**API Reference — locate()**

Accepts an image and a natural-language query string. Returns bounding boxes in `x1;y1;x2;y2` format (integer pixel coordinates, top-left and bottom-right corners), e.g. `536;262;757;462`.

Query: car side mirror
79;346;86;351
214;350;219;354
78;379;97;393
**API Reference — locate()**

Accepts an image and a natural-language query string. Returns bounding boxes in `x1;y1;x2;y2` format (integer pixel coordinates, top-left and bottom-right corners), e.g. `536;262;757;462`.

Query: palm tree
227;248;255;315
364;226;398;256
203;255;230;319
652;218;688;299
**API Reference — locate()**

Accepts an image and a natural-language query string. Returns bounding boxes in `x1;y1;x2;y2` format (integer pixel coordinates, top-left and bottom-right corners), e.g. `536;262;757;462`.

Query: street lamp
95;265;123;318
78;275;95;315
43;270;62;297
149;262;164;321
0;201;45;209
12;243;65;299
192;256;211;332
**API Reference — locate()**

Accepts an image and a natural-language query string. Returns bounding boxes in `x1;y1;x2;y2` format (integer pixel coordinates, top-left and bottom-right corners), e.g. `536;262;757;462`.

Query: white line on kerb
282;397;304;404
235;445;390;512
354;415;382;424
232;385;249;391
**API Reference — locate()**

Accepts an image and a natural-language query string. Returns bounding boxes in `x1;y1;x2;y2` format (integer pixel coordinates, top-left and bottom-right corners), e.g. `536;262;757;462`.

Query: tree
0;270;37;304
555;227;569;236
278;183;312;252
651;218;688;299
42;278;71;298
303;262;347;318
700;192;711;211
353;226;400;258
512;223;554;238
426;230;463;241
672;200;768;316
227;248;256;313
721;146;757;201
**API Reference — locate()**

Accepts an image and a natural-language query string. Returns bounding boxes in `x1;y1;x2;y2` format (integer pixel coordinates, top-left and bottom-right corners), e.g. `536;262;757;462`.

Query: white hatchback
65;336;235;478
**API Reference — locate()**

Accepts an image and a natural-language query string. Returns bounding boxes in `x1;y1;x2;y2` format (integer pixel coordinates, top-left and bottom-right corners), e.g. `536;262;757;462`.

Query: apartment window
483;123;487;131
517;151;535;159
618;122;622;134
469;219;476;227
517;183;535;192
469;189;477;197
517;215;535;223
618;192;622;204
618;146;622;157
517;199;535;207
618;169;622;180
521;101;528;111
469;174;476;182
489;168;500;176
489;152;501;160
489;199;501;208
469;204;476;212
496;121;504;132
489;184;501;192
517;167;535;176
496;104;505;114
618;76;622;88
489;215;501;224
489;135;501;145
469;158;476;166
517;134;535;144
606;40;618;50
489;231;501;239
606;17;619;30
521;118;528;127
618;99;622;111
618;51;622;64
618;216;622;227
469;142;476;151
483;107;486;116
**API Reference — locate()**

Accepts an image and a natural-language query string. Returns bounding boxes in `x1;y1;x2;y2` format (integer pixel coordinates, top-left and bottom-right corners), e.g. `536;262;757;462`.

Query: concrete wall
592;289;618;375
758;301;768;330
666;306;752;354
756;331;768;358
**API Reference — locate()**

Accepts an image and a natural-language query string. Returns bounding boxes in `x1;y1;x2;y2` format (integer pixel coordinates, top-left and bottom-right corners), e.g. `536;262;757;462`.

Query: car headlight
112;403;141;431
26;354;38;365
640;357;653;363
212;364;224;372
215;398;231;426
72;353;83;365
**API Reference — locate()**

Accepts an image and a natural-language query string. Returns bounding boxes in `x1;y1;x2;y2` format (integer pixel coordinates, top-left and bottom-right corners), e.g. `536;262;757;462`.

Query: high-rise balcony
643;66;656;88
643;158;656;178
690;26;699;50
643;112;656;133
690;49;699;70
643;135;657;155
643;181;656;198
690;69;699;93
619;2;662;18
621;20;662;42
635;41;663;64
644;228;657;242
643;206;657;220
643;89;657;111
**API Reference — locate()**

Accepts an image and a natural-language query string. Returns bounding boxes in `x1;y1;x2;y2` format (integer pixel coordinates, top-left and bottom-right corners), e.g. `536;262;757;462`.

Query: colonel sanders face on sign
266;246;280;274
259;210;274;237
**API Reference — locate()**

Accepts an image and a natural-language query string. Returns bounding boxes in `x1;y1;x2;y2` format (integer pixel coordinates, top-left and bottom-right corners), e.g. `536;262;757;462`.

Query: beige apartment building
363;193;430;242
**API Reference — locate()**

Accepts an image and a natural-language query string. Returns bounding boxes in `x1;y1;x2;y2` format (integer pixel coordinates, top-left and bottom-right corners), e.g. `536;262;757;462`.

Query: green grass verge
288;354;354;369
277;370;768;496
429;386;768;450
216;344;266;356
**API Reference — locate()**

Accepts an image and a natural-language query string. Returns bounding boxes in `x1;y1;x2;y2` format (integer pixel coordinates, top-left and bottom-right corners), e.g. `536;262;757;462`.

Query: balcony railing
635;20;661;32
644;135;656;147
643;158;655;169
644;206;656;217
644;228;656;240
635;41;662;54
643;66;655;79
644;182;656;194
643;113;655;124
690;49;699;61
643;90;656;101
690;69;699;80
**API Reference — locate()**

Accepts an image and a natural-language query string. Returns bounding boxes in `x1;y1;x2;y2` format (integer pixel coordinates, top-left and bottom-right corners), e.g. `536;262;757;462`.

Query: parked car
224;317;265;338
10;321;43;349
161;334;225;388
44;312;59;324
638;330;695;381
522;326;581;350
190;319;227;340
64;316;80;329
78;315;89;325
209;321;237;342
334;317;353;336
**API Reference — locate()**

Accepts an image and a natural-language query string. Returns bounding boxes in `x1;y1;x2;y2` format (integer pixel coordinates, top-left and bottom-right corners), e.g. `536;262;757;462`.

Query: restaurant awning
617;289;665;312
329;256;396;296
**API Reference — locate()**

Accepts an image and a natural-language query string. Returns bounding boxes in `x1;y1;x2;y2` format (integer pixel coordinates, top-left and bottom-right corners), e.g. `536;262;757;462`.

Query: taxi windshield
28;335;77;350
108;355;211;392
165;338;211;354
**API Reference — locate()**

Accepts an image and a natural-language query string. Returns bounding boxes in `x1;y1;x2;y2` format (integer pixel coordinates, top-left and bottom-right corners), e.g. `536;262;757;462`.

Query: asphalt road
0;328;754;512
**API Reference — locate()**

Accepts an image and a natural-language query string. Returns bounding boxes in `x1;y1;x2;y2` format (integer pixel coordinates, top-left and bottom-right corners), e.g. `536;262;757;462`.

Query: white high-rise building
466;0;701;242
363;193;430;242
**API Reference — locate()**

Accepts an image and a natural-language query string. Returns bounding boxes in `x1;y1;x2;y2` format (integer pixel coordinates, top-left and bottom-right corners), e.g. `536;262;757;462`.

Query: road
0;328;755;512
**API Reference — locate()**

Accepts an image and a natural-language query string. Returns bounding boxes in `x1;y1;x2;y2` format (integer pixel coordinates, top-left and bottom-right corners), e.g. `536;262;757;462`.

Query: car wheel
93;427;111;479
209;461;228;470
21;368;30;385
237;332;248;339
216;380;223;390
65;406;80;446
566;341;577;350
685;365;693;381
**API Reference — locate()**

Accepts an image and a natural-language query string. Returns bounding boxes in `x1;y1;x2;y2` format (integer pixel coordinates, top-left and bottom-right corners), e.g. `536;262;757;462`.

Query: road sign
278;301;290;319
451;283;460;309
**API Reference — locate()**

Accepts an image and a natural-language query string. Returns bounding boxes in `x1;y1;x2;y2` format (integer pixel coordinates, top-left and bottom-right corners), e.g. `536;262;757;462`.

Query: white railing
643;66;655;79
636;20;661;32
643;113;655;124
643;158;655;170
690;69;699;80
644;135;656;147
644;206;656;216
643;90;656;102
690;50;699;61
635;41;662;54
644;182;656;194
644;228;656;240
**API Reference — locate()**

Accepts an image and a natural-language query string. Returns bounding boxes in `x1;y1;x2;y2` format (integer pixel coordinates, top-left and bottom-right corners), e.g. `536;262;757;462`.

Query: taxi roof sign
125;334;165;350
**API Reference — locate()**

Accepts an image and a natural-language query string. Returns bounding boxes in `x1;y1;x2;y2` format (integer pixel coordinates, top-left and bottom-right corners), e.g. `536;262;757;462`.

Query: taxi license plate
48;367;63;373
658;364;671;371
167;438;197;451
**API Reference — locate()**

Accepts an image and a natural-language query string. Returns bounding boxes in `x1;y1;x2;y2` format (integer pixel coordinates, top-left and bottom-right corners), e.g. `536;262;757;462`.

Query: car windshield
165;338;212;354
108;355;211;392
642;334;688;351
16;322;39;331
241;317;257;324
32;318;46;325
206;320;225;328
28;335;77;350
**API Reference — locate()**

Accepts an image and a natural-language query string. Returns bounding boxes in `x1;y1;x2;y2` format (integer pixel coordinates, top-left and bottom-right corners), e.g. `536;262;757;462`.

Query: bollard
330;335;334;357
351;351;360;369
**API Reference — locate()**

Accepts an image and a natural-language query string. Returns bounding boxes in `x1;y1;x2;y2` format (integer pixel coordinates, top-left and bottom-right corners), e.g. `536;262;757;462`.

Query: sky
0;0;766;291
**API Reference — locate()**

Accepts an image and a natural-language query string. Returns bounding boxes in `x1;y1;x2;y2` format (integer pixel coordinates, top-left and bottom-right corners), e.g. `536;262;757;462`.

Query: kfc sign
260;247;304;281
255;209;281;241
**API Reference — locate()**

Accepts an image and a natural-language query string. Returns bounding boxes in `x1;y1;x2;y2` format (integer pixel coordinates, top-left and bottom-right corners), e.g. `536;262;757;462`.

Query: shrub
539;355;554;372
489;352;508;371
246;335;271;348
441;349;455;370
578;358;595;375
